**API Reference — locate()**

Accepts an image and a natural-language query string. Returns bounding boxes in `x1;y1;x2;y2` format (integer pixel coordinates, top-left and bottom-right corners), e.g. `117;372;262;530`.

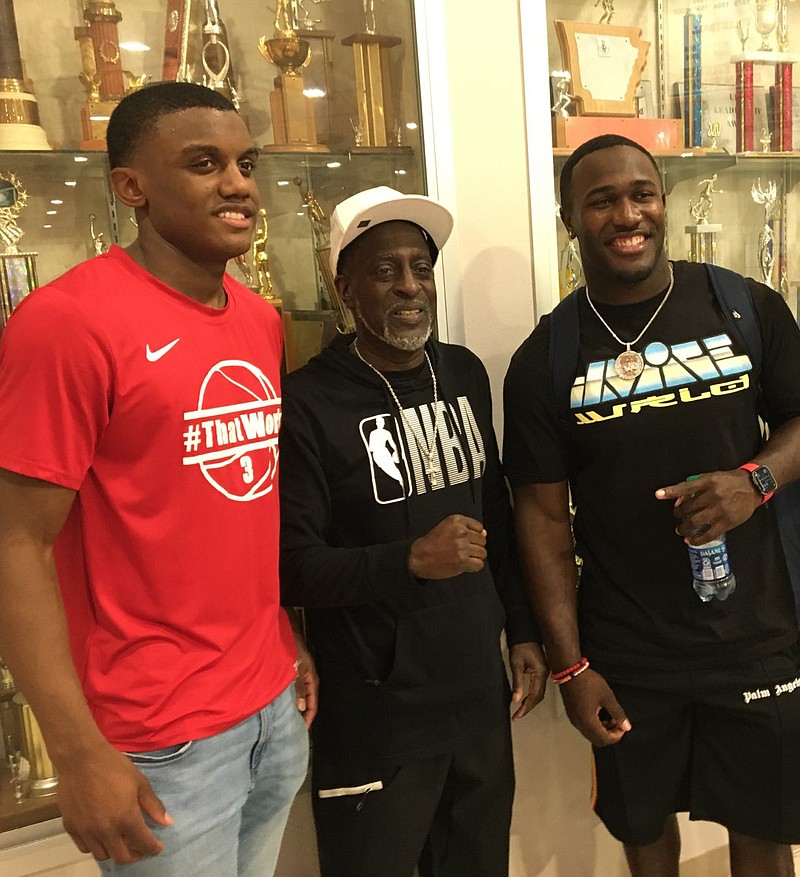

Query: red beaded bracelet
551;657;590;685
551;658;586;680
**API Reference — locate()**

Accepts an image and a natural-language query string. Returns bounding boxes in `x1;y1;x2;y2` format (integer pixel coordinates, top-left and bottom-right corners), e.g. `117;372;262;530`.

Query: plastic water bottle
685;474;736;603
688;537;737;602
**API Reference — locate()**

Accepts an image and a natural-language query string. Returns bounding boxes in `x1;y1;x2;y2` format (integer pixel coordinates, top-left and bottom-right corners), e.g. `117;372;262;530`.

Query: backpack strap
703;263;762;379
548;288;582;424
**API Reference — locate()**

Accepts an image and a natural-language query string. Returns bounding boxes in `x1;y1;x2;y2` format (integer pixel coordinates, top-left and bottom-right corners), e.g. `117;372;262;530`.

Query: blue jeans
99;682;309;877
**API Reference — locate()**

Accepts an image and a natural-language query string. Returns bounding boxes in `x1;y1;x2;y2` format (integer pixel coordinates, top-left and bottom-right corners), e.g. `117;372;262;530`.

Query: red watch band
739;462;774;504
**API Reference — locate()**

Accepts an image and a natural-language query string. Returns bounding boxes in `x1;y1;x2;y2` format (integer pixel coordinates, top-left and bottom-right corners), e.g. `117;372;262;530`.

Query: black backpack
547;263;800;622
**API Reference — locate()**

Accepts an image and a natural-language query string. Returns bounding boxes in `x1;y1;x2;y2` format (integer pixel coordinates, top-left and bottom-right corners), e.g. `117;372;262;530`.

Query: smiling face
336;220;437;368
561;145;668;296
112;107;259;268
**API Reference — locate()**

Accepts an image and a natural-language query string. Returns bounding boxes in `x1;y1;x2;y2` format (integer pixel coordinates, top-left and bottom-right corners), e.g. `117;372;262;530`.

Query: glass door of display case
0;0;429;836
524;0;800;319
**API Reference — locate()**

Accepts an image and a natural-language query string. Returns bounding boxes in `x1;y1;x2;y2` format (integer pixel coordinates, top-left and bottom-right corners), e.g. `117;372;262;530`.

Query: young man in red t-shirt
0;82;316;875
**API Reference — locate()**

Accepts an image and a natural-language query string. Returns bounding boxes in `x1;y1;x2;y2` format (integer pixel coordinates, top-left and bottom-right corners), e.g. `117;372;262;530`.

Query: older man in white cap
279;186;546;877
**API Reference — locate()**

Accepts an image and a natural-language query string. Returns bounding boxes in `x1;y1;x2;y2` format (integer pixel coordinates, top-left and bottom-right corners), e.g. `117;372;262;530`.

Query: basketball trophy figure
752;177;778;288
252;209;276;302
595;0;615;24
293;177;355;332
551;71;573;117
737;16;751;50
88;213;108;256
689;174;723;224
687;175;724;264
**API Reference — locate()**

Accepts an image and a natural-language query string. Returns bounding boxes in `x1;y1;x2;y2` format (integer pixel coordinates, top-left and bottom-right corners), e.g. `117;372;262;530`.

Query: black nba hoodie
279;333;538;762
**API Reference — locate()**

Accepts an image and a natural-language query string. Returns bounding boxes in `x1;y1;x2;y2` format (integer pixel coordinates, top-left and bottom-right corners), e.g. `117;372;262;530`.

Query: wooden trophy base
349;145;413;154
79;99;117;149
553;116;684;152
262;143;330;153
266;72;329;153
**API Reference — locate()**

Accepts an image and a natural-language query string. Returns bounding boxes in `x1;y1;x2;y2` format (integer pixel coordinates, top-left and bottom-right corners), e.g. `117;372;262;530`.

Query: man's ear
335;274;352;308
109;166;146;209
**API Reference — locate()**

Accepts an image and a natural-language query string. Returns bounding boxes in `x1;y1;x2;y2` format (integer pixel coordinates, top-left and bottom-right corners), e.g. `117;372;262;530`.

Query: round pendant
614;349;644;380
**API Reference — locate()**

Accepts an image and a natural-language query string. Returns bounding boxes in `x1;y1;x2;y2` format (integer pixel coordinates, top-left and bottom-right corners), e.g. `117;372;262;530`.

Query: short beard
353;300;432;352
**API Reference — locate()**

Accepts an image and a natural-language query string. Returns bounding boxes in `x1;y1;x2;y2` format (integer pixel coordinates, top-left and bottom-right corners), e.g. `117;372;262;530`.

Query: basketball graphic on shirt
182;360;281;502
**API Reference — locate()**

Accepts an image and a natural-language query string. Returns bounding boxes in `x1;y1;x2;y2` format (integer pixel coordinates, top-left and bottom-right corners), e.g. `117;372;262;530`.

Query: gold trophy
0;0;50;149
341;1;402;148
259;3;329;152
75;1;129;149
686;174;723;264
0;659;57;800
293;176;355;332
235;208;282;309
0;173;38;325
12;693;58;798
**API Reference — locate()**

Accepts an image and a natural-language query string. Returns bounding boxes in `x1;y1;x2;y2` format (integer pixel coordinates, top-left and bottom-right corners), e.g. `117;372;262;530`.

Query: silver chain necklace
352;341;442;486
584;263;675;380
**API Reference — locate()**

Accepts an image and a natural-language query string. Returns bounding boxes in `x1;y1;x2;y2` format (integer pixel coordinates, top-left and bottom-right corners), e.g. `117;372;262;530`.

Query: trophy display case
0;0;425;839
542;0;800;313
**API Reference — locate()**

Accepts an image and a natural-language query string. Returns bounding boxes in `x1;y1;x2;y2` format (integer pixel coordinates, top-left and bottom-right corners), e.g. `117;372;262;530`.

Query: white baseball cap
329;186;454;275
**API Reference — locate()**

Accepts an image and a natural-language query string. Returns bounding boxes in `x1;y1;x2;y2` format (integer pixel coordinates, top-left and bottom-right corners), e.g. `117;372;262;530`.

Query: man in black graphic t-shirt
504;134;800;877
279;187;545;877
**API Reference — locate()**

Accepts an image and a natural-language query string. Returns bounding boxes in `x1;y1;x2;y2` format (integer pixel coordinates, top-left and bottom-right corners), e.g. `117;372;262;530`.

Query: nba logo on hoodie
360;413;411;504
359;397;486;505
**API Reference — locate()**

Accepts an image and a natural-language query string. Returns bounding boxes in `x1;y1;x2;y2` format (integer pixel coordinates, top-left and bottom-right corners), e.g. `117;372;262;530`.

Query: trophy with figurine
235;208;282;309
686;174;723;264
258;1;329;152
752;177;779;288
732;0;799;152
0;173;38;325
75;1;150;149
341;1;403;148
293;177;355;332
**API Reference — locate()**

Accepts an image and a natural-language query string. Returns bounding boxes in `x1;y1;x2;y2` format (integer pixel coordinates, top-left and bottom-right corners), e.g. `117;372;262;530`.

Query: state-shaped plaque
554;20;650;117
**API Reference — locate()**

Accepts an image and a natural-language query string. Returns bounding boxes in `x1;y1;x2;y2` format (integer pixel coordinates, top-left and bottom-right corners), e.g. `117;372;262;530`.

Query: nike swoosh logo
146;338;180;362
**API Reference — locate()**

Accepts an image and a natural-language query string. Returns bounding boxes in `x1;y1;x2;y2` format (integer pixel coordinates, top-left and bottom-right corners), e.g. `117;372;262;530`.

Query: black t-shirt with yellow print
504;260;800;670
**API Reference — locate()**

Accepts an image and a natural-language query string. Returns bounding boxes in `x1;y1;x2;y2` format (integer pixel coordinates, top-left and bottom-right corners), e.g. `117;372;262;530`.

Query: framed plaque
554;20;650;117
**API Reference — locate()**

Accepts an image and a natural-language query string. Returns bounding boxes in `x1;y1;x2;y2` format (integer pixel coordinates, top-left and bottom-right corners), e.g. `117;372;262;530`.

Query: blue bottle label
688;539;731;582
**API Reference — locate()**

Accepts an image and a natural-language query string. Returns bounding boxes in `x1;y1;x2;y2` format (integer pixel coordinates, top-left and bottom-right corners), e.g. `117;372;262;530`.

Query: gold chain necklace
352;341;442;486
584;263;675;380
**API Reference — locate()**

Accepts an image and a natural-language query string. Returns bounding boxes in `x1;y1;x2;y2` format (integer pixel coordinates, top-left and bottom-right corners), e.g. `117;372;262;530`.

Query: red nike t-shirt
0;246;295;750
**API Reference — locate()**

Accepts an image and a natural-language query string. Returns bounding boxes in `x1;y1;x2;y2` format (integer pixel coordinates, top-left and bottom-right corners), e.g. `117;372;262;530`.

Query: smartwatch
739;462;777;504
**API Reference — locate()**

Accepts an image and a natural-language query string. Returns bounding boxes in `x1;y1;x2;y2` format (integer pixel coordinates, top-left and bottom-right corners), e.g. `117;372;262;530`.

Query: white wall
425;0;731;874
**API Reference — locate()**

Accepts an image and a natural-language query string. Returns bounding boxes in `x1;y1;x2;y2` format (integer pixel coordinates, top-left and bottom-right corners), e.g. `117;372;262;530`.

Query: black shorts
592;644;800;846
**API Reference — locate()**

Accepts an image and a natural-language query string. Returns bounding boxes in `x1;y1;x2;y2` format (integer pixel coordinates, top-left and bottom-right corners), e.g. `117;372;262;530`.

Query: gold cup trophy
259;1;329;152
